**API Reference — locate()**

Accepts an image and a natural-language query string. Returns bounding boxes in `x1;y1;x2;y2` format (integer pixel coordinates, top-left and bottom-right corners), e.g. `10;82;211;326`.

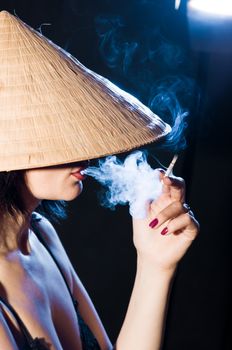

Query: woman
0;10;199;350
0;162;199;350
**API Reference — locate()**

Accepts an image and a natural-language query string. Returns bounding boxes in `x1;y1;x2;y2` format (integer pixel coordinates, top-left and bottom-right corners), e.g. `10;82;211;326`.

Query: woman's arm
115;260;174;350
115;171;199;350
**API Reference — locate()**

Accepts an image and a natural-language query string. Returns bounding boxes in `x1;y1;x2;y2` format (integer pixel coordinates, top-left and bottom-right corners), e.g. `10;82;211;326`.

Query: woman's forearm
113;171;199;350
115;257;176;350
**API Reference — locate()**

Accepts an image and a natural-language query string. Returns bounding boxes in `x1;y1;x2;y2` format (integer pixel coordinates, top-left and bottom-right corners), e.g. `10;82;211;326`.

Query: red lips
71;160;89;180
71;160;90;174
71;172;87;180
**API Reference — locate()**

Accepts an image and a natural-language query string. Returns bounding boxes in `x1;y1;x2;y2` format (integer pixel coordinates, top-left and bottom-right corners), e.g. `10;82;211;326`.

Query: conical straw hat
0;10;171;172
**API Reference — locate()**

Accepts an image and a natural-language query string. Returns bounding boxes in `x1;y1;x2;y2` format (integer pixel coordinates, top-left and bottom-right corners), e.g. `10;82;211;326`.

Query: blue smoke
95;12;197;152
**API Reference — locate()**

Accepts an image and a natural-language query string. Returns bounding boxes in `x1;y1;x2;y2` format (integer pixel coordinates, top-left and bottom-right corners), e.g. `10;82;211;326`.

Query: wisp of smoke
149;77;190;151
83;151;162;219
95;13;198;153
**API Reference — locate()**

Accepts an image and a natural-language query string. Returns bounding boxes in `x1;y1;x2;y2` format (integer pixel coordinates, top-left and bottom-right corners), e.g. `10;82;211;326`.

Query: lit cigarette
175;0;181;10
165;154;179;177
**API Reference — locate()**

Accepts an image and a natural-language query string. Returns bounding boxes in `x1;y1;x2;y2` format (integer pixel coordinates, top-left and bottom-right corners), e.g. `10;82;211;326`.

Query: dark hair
0;170;68;224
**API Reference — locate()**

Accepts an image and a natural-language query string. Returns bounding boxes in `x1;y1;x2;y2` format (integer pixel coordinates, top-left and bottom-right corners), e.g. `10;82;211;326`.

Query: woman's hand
132;169;200;273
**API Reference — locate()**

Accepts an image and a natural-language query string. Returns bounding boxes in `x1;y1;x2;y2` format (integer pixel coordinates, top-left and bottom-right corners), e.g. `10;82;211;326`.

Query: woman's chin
65;181;83;200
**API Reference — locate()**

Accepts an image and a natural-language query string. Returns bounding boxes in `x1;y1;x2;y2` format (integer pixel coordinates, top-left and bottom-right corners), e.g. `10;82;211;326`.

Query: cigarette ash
83;151;162;219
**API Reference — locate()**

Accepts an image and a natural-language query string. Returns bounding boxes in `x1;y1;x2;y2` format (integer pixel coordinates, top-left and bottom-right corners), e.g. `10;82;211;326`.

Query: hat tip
0;10;11;18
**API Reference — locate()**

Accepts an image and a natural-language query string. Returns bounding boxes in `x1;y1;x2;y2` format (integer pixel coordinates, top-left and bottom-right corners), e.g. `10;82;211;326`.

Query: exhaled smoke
83;151;162;219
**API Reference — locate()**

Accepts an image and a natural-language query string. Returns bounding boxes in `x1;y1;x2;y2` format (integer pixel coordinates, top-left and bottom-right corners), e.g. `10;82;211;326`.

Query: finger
149;201;189;229
162;175;185;202
161;173;171;196
166;213;200;240
157;168;166;181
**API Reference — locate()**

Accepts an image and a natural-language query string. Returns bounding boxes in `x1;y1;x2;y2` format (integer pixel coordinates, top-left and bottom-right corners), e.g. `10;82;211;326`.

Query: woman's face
23;161;89;202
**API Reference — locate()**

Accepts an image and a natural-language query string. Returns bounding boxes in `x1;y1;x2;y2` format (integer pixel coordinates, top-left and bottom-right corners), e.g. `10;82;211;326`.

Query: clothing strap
0;297;40;349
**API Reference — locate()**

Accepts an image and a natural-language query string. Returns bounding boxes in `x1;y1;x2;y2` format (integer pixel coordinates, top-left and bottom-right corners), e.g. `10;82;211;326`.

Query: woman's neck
0;211;32;255
0;186;41;255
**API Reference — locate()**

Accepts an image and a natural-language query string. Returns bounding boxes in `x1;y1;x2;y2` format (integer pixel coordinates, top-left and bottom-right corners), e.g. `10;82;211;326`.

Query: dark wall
1;1;232;348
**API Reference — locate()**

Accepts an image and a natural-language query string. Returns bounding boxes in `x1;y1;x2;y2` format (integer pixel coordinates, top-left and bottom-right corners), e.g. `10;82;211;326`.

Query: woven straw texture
0;10;171;171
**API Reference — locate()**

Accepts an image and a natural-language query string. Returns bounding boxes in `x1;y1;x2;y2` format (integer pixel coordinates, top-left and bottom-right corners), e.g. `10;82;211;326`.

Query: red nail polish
161;227;168;235
149;218;158;228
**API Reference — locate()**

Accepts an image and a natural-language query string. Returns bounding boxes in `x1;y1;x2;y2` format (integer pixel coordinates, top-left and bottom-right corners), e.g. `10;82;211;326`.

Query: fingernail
149;218;158;228
158;168;165;174
183;203;191;212
161;227;168;235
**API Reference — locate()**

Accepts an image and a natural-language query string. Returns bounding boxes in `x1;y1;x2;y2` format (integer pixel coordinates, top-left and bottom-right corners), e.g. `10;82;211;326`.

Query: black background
1;1;232;349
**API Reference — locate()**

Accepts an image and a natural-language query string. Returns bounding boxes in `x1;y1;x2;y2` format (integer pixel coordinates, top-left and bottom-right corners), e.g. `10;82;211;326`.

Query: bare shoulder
31;212;95;303
32;212;112;349
31;212;66;252
31;212;74;291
